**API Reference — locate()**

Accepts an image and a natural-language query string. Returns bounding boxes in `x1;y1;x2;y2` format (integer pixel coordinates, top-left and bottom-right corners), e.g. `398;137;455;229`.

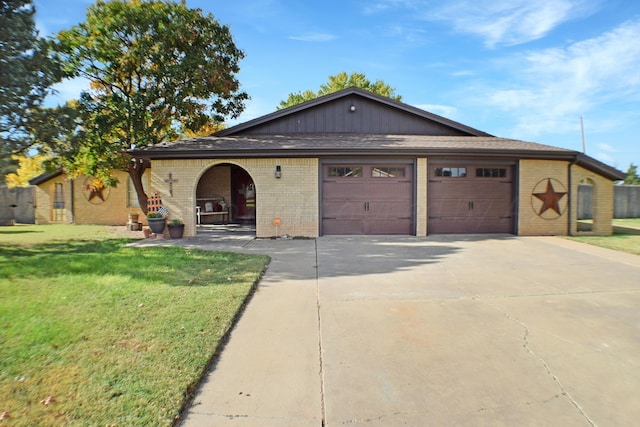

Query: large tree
52;0;247;211
278;71;402;109
0;0;61;183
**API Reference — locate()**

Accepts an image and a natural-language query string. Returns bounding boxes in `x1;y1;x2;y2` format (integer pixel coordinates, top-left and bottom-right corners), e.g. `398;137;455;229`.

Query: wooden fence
578;184;640;219
0;186;36;225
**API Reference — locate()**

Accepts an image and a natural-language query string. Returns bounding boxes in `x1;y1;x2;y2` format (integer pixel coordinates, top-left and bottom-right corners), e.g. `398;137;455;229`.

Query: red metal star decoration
87;186;106;202
534;179;566;215
83;178;108;202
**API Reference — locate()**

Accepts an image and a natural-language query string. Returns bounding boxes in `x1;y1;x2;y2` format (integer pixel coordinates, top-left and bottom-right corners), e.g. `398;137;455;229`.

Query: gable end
216;87;491;137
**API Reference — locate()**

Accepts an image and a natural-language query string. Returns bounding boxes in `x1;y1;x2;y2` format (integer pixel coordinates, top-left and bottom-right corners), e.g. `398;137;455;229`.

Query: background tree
52;0;247;211
0;0;61;183
4;153;47;187
623;163;640;185
278;71;401;109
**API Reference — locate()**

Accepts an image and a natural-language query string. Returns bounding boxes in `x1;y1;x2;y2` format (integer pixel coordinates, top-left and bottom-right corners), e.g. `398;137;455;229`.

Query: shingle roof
134;134;624;180
28;169;64;185
137;134;571;156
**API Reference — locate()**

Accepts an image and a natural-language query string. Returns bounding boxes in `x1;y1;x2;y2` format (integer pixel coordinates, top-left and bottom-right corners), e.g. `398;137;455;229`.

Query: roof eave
28;169;64;185
574;153;625;181
135;147;577;160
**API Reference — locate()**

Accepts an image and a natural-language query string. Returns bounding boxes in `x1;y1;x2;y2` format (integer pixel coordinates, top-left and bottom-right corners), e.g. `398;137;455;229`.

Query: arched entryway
577;177;595;232
195;163;256;229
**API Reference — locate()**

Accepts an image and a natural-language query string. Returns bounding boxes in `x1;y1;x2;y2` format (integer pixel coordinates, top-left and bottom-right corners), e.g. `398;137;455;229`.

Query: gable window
435;167;467;177
372;167;406;178
328;166;362;178
476;168;507;178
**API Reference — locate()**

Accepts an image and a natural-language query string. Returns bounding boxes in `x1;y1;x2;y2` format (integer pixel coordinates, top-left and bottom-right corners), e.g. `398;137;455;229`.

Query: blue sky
34;0;640;172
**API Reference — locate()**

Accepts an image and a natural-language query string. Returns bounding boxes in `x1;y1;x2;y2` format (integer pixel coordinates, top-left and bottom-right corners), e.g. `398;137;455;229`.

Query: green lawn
568;218;640;255
0;225;269;426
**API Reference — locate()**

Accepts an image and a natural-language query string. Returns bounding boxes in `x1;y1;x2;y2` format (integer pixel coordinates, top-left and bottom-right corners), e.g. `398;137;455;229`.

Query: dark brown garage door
428;164;514;234
322;163;413;235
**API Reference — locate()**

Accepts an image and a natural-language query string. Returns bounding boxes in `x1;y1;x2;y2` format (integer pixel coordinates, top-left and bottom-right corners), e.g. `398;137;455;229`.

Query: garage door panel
429;216;512;234
323;219;365;235
429;181;512;199
322;163;413;235
471;182;513;198
428;199;473;217
323;181;367;199
428;181;477;199
323;201;365;218
367;200;411;218
366;218;412;235
472;199;514;217
372;181;413;199
428;164;514;234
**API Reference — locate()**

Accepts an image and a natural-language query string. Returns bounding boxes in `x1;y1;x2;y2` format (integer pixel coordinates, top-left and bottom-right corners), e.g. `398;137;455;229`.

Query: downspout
567;156;578;236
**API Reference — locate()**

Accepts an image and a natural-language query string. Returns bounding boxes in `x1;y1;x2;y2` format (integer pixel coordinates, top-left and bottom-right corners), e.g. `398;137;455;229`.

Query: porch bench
196;198;230;225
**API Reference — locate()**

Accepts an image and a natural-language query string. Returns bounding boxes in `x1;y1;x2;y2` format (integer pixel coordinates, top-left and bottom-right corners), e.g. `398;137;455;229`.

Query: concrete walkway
175;235;640;426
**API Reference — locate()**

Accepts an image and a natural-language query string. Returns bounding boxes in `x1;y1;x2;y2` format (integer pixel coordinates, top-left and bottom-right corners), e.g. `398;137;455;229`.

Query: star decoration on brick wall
83;177;110;204
87;186;106;202
533;178;567;216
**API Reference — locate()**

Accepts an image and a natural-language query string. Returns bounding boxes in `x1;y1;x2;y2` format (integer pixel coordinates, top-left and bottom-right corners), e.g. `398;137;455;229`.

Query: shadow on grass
614;226;640;235
0;229;43;235
0;239;257;287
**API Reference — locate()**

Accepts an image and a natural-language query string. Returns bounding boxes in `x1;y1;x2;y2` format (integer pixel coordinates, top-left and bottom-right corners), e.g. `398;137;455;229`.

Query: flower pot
147;217;166;234
168;224;185;239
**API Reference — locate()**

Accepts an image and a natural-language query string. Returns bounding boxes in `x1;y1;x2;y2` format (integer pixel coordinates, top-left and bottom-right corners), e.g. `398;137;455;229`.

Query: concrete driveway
180;235;640;426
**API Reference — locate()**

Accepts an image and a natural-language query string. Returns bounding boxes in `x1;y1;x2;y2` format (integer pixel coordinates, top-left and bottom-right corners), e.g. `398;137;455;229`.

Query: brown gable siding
240;94;470;136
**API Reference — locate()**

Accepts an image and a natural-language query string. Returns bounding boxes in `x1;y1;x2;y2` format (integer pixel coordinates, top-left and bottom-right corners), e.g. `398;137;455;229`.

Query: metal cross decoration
165;173;179;197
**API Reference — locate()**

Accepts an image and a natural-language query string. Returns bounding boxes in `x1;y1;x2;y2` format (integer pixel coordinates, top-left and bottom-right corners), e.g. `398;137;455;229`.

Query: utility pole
580;115;586;153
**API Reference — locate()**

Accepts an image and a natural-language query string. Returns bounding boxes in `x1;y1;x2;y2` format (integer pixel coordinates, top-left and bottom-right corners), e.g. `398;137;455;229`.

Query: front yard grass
568;219;640;256
0;225;269;426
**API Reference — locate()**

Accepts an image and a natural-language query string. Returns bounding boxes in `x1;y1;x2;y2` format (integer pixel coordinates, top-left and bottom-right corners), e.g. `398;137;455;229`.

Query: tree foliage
278;72;402;109
623;163;640;185
4;153;47;187
0;0;62;183
51;0;247;211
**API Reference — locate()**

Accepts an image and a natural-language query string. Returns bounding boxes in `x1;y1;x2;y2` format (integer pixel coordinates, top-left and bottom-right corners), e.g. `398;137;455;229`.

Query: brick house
134;87;624;238
32;87;624;236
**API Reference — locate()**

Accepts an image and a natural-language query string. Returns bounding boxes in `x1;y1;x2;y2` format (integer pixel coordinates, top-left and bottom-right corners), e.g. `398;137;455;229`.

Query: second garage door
322;163;413;235
428;163;515;234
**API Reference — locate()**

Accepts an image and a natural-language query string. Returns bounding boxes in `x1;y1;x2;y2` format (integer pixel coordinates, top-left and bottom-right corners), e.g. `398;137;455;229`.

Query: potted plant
167;219;185;239
146;212;167;235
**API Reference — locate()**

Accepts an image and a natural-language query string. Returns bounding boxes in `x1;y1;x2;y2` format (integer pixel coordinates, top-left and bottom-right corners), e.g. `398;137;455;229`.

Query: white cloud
598;143;616;152
415;104;459;119
430;0;594;47
595;151;615;164
362;0;417;15
362;0;599;48
451;70;474;77
478;19;640;137
288;33;337;42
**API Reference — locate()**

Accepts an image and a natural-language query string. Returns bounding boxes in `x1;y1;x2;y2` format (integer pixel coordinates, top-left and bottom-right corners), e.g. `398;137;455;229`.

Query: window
372;167;405;178
328;167;362;177
435;167;467;177
127;174;150;207
476;168;507;178
53;183;65;209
